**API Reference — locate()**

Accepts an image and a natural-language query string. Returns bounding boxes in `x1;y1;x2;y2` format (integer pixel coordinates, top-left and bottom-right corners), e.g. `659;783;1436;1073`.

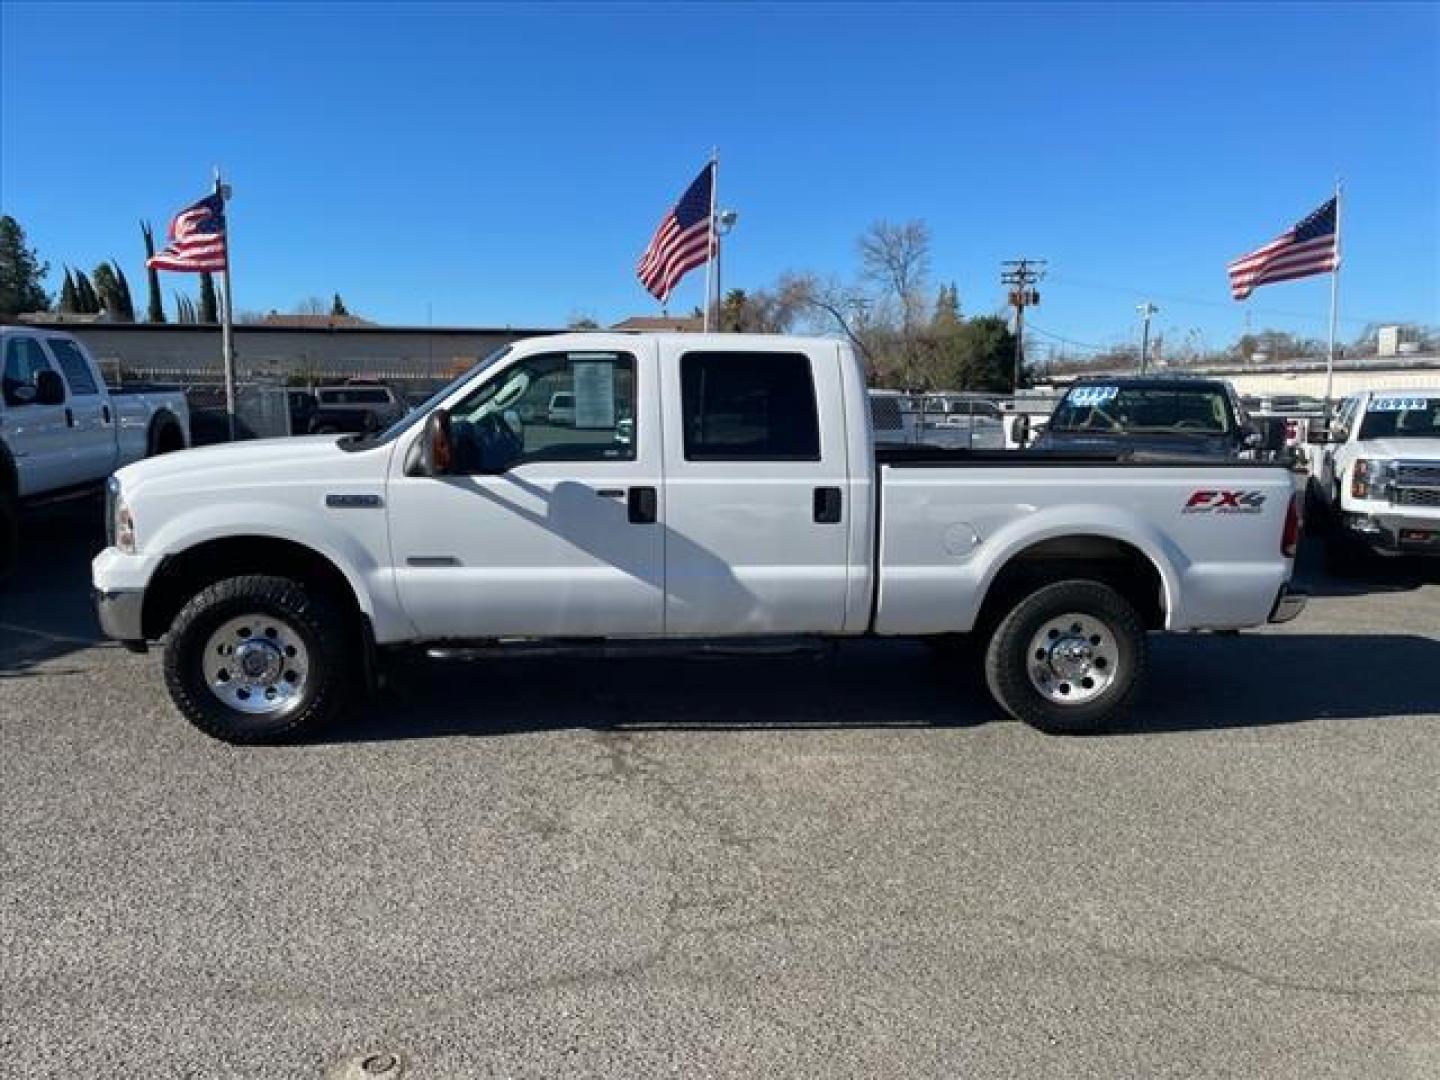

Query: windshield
342;345;513;449
1358;395;1440;440
1049;385;1233;435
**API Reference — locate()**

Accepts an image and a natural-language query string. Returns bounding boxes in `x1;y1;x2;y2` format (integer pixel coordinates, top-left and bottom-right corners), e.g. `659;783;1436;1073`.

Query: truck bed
874;445;1279;468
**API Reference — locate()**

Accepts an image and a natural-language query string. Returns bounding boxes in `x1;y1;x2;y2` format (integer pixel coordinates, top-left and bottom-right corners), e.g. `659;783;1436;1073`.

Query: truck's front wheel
984;580;1147;735
163;575;355;743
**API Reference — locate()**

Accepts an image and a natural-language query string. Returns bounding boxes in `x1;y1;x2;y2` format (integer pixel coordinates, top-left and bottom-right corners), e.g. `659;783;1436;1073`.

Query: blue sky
2;1;1436;355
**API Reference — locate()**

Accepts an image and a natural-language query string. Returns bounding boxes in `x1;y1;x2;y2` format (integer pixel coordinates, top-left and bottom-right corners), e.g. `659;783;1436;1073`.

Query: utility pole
1137;302;1159;374
1001;258;1046;392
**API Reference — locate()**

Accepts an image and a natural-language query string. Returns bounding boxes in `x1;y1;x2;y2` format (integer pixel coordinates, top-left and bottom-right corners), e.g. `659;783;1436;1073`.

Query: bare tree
857;219;932;385
292;296;328;317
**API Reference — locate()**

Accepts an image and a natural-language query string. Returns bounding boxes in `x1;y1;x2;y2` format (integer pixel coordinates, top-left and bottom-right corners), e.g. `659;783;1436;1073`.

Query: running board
422;636;832;662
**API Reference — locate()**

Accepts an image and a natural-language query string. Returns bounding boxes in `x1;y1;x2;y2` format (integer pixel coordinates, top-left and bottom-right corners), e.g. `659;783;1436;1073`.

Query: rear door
1;333;73;495
659;342;852;635
44;336;116;481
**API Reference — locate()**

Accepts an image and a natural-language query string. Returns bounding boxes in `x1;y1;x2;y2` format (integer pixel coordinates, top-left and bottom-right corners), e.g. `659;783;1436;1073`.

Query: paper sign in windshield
1370;396;1433;413
1069;386;1119;407
572;361;617;428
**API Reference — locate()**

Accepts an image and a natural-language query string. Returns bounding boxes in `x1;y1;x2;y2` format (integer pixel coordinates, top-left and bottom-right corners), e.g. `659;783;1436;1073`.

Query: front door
388;344;664;639
2;334;73;496
658;343;853;636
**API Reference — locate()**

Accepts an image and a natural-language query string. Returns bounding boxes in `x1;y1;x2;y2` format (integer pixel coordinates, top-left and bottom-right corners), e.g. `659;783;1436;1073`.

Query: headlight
107;477;136;553
1351;459;1393;500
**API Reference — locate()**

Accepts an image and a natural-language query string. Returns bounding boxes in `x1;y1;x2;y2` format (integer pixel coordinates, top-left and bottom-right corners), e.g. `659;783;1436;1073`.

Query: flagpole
1324;178;1343;418
703;148;717;332
215;168;237;441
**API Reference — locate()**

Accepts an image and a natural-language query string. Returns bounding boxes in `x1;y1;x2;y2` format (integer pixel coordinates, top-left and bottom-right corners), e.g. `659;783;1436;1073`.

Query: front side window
2;337;55;406
681;351;821;461
446;351;636;473
46;338;99;395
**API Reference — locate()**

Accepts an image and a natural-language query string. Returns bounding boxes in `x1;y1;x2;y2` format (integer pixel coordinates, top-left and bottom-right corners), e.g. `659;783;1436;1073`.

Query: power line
1024;324;1113;353
1046;271;1387;328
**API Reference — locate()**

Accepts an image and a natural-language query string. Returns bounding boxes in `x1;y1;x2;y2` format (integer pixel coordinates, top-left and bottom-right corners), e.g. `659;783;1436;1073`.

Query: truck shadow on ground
331;630;1440;743
0;498;106;678
1291;535;1440;597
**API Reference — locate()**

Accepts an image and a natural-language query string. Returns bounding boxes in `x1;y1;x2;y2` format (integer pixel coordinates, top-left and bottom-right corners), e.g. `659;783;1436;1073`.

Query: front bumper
1342;511;1440;554
93;587;147;651
1268;585;1308;624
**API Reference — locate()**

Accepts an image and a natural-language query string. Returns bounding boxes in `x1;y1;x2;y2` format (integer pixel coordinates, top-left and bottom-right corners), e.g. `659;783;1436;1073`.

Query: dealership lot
2;502;1437;1079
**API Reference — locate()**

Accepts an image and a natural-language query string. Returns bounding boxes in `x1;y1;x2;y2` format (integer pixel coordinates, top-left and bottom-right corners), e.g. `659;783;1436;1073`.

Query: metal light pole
1137;302;1159;375
713;208;738;327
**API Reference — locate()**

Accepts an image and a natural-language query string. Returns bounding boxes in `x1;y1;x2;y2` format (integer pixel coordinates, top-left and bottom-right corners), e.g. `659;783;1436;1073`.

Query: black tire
148;418;184;457
163;574;354;743
983;579;1147;735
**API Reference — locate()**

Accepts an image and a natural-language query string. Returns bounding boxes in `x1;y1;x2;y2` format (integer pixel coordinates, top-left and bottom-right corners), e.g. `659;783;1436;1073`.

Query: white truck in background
93;333;1304;744
1306;388;1440;565
1;326;189;577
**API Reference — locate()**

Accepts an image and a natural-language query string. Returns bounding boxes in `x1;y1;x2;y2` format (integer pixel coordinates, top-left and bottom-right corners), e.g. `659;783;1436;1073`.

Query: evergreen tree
73;269;100;314
92;262;122;315
330;293;350;318
59;268;80;314
111;262;136;322
0;214;52;316
199;272;219;323
933;282;961;327
140;220;165;323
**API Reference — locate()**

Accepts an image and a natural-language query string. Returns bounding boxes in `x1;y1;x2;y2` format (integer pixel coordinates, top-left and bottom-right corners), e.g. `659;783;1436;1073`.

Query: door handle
65;407;75;428
102;405;111;424
813;486;842;524
628;486;657;524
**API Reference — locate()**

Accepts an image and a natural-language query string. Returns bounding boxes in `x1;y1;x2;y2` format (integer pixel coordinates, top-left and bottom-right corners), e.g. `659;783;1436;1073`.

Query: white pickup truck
1;326;189;577
92;333;1304;743
1306;388;1440;564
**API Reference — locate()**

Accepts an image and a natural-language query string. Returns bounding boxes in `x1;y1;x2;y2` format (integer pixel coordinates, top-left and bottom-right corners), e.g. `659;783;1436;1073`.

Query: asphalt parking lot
2;500;1438;1079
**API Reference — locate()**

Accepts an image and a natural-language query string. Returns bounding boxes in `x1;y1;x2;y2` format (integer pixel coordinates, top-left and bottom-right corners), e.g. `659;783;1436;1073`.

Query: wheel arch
141;534;367;640
147;409;186;455
975;532;1171;634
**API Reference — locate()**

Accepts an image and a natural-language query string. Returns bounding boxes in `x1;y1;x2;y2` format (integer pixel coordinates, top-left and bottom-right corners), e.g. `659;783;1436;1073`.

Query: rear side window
45;338;100;395
681;351;820;461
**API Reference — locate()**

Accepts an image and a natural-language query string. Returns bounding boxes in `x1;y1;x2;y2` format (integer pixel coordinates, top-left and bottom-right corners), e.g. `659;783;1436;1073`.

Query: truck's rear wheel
984;580;1146;735
163;574;354;743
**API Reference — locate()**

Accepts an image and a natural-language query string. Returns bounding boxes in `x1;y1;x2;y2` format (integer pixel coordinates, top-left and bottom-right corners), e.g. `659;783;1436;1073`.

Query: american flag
147;192;228;273
1227;197;1338;300
637;163;714;303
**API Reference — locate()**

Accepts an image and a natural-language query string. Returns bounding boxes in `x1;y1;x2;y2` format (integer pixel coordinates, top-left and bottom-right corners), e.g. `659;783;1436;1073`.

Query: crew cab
1031;376;1278;461
1;326;189;577
1306;388;1440;561
92;334;1304;743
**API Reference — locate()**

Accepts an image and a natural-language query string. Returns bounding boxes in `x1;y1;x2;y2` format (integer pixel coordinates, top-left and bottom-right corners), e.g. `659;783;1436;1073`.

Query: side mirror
35;370;66;406
1010;413;1031;448
419;409;454;475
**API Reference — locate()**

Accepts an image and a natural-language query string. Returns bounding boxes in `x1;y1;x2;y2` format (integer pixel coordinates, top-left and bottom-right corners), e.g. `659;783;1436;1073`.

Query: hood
1032;429;1233;459
114;434;357;491
1355;437;1440;462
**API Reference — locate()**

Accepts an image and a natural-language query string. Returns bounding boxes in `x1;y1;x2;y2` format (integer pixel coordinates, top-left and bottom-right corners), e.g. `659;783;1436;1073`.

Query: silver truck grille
1394;461;1440;487
1396;487;1440;508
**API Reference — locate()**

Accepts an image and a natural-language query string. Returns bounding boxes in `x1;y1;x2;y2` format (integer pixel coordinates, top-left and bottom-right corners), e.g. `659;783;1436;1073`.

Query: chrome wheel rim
201;614;310;716
1026;612;1118;706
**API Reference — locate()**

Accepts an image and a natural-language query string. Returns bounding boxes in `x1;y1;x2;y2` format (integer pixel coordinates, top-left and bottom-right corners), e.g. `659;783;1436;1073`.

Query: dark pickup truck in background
1029;376;1287;461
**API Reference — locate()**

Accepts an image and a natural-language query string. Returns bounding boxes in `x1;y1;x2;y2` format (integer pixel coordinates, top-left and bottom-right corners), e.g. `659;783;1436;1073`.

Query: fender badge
326;493;383;509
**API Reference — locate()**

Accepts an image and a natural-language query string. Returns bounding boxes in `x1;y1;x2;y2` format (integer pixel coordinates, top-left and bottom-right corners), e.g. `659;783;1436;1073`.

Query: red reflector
1282;494;1300;557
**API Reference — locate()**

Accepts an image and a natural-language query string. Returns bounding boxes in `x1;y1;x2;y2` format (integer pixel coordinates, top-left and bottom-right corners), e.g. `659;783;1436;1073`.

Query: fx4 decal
1183;490;1267;514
